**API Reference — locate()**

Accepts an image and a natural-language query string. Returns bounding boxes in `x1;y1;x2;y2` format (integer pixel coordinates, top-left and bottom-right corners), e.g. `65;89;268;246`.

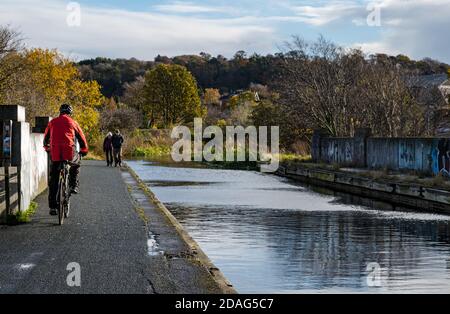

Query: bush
121;129;174;158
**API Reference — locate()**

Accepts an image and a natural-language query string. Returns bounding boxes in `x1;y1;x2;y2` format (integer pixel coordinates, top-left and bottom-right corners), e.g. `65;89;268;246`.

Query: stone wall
278;164;450;214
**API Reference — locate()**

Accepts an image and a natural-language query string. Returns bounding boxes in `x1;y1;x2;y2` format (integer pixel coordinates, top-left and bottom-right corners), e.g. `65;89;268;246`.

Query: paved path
0;160;226;294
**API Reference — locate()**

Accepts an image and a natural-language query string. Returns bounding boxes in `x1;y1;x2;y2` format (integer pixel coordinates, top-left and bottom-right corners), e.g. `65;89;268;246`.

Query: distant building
432;77;450;137
408;74;446;103
409;73;448;89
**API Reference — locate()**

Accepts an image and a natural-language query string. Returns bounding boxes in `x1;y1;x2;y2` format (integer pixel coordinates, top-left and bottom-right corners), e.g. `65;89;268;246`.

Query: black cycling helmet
60;103;73;115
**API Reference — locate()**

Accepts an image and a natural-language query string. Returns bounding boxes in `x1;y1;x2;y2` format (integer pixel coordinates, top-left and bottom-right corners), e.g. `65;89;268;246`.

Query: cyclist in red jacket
44;104;88;216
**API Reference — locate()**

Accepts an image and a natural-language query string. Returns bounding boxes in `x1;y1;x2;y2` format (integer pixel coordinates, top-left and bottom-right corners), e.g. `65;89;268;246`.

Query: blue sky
1;0;449;62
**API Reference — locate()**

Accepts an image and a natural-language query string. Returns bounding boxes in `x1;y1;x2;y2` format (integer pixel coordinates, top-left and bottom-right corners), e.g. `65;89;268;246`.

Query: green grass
131;145;172;158
279;154;312;163
7;201;38;225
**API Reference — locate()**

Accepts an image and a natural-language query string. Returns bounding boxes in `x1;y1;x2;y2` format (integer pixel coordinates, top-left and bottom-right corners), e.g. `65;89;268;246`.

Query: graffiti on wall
435;139;450;176
344;142;352;163
323;140;354;164
316;130;449;176
399;141;415;170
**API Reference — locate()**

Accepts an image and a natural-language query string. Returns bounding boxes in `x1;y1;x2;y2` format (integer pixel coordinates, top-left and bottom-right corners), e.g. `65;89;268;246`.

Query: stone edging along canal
123;163;237;294
276;164;450;215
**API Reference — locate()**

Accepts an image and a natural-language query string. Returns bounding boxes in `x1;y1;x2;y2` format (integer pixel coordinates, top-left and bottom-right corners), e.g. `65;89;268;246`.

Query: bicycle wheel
64;163;71;218
58;172;65;225
64;194;71;218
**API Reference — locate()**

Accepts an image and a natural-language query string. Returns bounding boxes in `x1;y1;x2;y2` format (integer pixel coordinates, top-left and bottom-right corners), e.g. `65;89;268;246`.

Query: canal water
128;160;450;294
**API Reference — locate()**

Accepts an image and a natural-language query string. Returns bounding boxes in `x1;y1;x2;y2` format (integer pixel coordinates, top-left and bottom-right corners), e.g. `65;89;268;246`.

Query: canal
128;160;450;294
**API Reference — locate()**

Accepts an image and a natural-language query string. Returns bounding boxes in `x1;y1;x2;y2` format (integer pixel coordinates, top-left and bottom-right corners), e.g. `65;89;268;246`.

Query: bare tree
100;104;143;132
0;25;23;96
275;36;424;138
358;61;425;137
122;77;146;109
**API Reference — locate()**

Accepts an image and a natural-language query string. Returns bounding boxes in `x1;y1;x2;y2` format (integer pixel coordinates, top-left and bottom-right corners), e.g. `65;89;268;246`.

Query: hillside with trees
77;50;449;99
79;36;449;154
2;24;450;158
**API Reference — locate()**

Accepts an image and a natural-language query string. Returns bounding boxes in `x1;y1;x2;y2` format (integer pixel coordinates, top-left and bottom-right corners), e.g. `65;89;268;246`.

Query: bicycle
56;160;71;225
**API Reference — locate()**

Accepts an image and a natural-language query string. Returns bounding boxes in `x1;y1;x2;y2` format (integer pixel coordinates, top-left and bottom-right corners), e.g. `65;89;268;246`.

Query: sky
0;0;449;63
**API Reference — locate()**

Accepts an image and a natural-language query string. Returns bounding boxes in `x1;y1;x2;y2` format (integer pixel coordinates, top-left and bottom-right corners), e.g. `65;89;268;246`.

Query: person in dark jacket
112;129;124;167
103;132;113;167
44;104;88;215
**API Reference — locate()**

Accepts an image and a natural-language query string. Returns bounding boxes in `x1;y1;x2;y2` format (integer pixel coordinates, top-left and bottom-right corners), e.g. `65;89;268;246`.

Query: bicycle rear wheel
64;196;70;218
58;174;65;225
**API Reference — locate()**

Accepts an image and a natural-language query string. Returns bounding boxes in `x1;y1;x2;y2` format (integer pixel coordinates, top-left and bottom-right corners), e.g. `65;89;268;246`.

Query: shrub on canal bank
90;128;174;159
124;129;173;158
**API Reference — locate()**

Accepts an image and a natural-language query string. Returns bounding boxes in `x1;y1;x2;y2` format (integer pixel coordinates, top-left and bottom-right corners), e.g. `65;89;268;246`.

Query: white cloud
352;41;401;56
0;0;448;63
0;0;275;60
286;0;450;62
153;1;225;14
357;0;450;62
290;1;362;26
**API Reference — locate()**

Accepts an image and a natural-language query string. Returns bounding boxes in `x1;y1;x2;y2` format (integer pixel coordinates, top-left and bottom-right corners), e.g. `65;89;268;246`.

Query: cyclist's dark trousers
105;149;113;166
48;154;81;209
113;147;122;166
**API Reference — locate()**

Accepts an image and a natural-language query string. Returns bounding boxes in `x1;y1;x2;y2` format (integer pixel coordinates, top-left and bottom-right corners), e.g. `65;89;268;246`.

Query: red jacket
43;114;88;161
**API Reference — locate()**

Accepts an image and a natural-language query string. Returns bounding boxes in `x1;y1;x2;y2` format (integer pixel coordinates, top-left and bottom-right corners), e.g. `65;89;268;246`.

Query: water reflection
128;160;450;293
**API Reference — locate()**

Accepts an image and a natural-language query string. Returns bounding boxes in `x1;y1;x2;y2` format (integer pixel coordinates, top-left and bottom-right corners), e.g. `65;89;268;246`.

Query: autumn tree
3;49;78;118
67;79;104;141
1;48;103;140
228;91;256;109
227;91;258;126
203;88;221;106
143;64;205;127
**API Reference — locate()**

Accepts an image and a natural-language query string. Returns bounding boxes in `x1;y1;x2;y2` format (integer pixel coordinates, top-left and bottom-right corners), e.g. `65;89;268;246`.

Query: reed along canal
128;160;450;294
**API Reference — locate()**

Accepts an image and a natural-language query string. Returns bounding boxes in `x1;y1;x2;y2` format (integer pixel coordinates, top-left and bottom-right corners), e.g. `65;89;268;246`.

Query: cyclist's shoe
49;208;57;216
71;187;79;194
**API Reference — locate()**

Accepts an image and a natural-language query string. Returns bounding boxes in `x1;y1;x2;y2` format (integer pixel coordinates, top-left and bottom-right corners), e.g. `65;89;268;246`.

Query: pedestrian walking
103;132;113;167
112;129;124;167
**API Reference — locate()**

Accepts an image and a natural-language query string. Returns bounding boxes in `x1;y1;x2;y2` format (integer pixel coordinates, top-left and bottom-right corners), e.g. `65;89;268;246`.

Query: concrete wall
19;132;48;210
312;129;448;176
1;105;50;215
366;138;438;173
320;138;355;165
